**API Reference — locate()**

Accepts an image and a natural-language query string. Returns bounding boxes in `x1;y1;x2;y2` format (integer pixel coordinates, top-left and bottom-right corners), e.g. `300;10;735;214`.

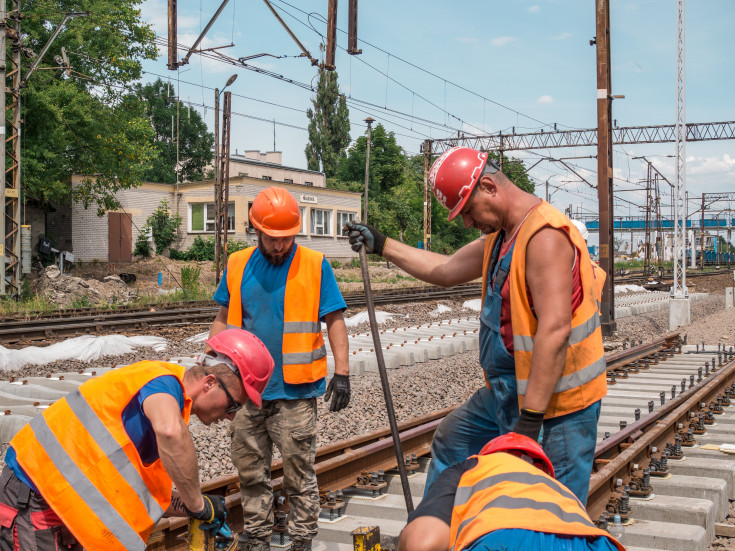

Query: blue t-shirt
212;244;346;401
6;375;184;491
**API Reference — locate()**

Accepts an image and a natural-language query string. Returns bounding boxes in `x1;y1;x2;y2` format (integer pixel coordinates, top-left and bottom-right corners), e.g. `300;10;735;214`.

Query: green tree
133;79;214;184
304;66;351;177
336;124;405;195
21;0;158;214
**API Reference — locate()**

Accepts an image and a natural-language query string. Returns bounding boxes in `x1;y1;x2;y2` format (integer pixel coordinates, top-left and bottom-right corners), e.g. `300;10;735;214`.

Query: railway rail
145;331;735;550
0;284;482;344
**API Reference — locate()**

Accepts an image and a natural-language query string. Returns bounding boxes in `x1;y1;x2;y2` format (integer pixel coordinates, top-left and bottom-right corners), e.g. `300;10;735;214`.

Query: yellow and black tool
352;526;381;551
187;518;237;551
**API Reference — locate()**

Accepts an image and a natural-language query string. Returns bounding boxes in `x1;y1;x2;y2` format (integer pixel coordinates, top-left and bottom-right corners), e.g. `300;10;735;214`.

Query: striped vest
481;201;607;417
226;245;327;384
450;453;624;551
10;361;192;551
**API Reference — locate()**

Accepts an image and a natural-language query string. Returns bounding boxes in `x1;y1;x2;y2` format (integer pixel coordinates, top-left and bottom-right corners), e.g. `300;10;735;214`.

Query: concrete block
630;493;715;543
317;515;407;543
667;457;735;499
669;296;691;331
726;287;734;309
0;415;32;444
651;474;728;522
622;519;707;551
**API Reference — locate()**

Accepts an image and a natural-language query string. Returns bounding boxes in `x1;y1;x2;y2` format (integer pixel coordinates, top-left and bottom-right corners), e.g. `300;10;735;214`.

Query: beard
257;234;295;266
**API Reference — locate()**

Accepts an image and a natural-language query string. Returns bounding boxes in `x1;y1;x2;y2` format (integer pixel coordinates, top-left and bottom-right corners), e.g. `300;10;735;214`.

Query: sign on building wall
300;194;318;204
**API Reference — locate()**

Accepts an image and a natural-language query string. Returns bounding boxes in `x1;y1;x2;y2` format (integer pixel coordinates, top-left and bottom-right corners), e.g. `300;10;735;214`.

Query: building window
299;207;307;234
337;211;357;236
247;201;255;233
190;203;234;232
311;208;332;236
305;181;313;187
238;172;248;177
284;178;294;183
262;175;272;180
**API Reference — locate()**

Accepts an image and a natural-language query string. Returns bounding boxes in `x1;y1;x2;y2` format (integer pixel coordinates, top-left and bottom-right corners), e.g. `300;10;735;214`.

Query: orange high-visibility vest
10;361;192;551
226;245;327;384
591;262;607;314
450;453;624;551
481;201;607;418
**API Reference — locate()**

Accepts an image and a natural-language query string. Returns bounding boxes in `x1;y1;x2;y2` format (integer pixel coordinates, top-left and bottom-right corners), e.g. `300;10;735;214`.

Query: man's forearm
325;312;350;376
157;422;204;513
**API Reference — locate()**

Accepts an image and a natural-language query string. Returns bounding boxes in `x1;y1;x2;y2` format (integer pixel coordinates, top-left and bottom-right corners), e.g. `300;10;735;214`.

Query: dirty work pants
231;398;320;543
0;467;82;550
424;387;601;505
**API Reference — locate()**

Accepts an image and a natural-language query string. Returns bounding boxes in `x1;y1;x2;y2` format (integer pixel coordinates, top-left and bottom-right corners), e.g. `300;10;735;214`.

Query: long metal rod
261;0;318;66
358;247;414;513
179;0;230;67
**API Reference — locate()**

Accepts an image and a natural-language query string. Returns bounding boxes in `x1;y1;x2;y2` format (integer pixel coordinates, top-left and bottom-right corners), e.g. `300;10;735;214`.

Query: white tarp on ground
0;335;168;371
186;332;209;344
429;304;453;317
615;284;649;294
463;299;482;312
344;310;405;327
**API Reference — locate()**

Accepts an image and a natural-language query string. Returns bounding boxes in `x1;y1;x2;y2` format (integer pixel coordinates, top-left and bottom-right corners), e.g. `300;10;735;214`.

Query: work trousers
0;467;81;551
231;397;320;543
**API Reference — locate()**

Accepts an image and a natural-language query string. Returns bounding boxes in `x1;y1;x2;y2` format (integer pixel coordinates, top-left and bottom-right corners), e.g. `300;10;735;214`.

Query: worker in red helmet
208;186;350;551
398;433;625;551
0;328;274;551
346;146;606;505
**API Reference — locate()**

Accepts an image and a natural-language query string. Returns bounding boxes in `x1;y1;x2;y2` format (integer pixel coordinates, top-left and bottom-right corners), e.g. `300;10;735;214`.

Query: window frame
337;211;357;237
189;203;234;233
310;208;332;236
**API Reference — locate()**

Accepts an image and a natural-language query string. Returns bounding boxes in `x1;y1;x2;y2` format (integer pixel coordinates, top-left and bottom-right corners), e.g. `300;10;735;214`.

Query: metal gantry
672;0;687;298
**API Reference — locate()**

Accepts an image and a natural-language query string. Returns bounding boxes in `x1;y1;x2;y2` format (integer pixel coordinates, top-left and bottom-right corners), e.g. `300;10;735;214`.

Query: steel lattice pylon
672;0;687;297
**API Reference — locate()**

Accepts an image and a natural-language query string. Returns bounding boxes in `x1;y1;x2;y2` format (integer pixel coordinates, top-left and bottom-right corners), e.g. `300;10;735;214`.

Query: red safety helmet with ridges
205;328;274;408
249;186;302;237
428;147;488;221
479;432;555;478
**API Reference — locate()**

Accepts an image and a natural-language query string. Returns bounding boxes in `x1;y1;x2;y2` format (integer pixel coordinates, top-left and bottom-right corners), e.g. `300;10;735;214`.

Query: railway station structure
63;151;361;263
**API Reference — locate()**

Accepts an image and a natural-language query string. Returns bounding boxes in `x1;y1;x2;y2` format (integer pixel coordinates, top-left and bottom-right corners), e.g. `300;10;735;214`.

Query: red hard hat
249;187;301;237
205;328;274;408
479;432;555;478
429;147;489;221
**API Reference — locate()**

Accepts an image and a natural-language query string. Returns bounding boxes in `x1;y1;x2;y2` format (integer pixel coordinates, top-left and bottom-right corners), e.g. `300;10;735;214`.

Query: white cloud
528;5;540;13
688;154;735;176
551;32;572;40
536;95;554;105
491;36;515;47
455;37;478;44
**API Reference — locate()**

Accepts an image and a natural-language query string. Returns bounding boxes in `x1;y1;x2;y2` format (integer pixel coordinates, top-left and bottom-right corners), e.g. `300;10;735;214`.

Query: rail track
0;284;482;344
144;331;735;550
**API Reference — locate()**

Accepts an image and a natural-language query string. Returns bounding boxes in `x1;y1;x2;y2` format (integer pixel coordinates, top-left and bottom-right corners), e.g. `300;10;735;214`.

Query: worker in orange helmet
398;432;625;551
208;186;350;551
0;328;273;551
347;147;606;506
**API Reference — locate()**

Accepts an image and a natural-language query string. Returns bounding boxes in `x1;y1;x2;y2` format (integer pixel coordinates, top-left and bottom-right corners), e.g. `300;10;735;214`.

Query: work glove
512;408;545;442
185;494;227;525
324;373;351;412
345;221;387;256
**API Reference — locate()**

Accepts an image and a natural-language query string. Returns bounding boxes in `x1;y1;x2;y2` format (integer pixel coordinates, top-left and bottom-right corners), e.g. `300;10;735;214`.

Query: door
108;212;133;263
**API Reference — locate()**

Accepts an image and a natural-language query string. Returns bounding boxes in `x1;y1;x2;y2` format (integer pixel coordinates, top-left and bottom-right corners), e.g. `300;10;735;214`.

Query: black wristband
512;408;545;441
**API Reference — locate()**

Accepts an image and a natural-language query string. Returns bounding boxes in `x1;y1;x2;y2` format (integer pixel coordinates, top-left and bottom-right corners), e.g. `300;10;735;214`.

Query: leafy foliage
170;236;249;262
304;66;351;177
21;0;158;213
180;266;202;298
145;200;182;255
133;78;214;184
133;230;152;258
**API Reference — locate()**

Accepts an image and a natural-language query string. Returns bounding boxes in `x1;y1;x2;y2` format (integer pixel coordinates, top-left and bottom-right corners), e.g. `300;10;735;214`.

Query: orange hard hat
479;432;555;478
249;187;301;237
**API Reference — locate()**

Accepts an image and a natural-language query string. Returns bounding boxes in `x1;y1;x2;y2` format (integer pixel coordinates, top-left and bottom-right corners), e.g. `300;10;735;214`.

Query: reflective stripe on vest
10;361;191;551
480;201;607;418
449;454;624;551
226;245;327;384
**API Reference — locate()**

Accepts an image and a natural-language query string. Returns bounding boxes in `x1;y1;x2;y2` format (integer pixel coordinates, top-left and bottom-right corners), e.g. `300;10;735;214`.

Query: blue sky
139;0;735;232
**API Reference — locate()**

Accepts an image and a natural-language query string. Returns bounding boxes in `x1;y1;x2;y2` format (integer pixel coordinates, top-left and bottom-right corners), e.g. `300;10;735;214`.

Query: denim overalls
424;233;601;505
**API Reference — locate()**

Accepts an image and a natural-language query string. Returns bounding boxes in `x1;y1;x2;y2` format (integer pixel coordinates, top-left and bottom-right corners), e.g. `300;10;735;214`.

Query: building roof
228;154;325;177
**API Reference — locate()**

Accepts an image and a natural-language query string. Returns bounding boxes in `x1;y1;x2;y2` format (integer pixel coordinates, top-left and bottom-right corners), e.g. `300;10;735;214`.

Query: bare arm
381;237;486;288
398;516;450;551
521;227;574;412
204;306;229;353
143;393;204;515
324;310;349;376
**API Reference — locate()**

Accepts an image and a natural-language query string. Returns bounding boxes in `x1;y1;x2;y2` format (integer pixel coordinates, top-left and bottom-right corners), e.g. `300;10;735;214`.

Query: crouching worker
0;328;274;551
399;433;625;551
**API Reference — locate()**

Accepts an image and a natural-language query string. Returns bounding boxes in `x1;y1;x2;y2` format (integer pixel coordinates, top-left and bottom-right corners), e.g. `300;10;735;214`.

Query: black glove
345;221;386;256
185;494;227;525
512;408;545;441
324;373;351;412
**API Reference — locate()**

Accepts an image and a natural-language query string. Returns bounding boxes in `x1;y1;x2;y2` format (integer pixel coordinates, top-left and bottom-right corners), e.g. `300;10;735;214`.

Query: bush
349;257;361;269
134;228;152;257
330;259;342;269
180;265;201;298
170;236;249;261
149;200;182;254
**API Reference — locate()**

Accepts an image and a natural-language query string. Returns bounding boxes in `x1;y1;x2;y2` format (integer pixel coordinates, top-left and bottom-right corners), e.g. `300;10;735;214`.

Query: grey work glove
345;221;387;256
324;373;351;412
186;494;227;525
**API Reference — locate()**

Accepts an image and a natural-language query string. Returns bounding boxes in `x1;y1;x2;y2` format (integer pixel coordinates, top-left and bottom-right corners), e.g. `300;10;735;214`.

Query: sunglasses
207;372;243;414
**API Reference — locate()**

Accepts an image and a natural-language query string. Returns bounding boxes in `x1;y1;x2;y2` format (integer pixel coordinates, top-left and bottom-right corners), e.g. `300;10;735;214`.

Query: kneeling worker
0;328;274;551
399;433;625;551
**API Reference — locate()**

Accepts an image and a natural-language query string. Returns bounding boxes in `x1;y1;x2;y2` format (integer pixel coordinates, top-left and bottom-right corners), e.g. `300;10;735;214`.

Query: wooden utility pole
220;91;232;265
325;0;337;70
596;0;615;334
214;88;221;284
0;0;6;295
422;140;432;251
167;0;178;69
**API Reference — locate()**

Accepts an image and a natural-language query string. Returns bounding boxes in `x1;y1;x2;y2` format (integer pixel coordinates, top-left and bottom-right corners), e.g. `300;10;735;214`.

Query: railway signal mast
670;0;690;329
